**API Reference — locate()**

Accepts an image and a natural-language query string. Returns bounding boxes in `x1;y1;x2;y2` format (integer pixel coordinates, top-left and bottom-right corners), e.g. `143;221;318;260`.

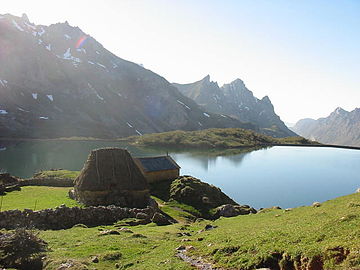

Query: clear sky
2;0;359;123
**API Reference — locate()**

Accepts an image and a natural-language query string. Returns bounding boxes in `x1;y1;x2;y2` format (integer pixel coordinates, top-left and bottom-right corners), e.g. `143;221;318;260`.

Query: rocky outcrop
293;107;360;146
73;148;151;208
0;13;253;139
0;173;19;185
173;76;296;138
169;176;239;217
213;204;257;218
0;204;158;230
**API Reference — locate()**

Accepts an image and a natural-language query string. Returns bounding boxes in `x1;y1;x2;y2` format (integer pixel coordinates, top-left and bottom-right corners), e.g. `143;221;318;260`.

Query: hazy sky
2;0;359;123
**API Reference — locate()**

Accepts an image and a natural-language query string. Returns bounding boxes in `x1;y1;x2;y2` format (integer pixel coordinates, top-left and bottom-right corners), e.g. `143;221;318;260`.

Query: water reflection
1;140;359;209
0;140;257;177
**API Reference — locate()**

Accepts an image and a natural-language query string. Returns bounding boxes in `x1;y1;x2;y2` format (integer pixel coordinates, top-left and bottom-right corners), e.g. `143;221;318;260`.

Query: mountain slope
0;14;254;139
173;75;296;138
293;107;360;146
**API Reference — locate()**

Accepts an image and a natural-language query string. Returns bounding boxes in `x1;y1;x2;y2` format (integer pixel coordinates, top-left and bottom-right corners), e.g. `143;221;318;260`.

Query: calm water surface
0;140;359;209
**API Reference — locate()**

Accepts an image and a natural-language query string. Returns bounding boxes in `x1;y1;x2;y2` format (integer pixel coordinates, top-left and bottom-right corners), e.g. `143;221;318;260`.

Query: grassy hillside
1;186;359;269
127;128;315;149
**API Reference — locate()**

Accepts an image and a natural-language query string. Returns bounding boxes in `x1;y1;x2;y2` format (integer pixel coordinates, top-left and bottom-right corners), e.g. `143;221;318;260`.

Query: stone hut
134;156;180;184
73;148;150;208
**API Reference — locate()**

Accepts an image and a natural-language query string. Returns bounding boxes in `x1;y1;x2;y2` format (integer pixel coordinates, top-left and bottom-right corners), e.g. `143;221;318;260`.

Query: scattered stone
176;245;186;251
117;227;133;233
272;206;282;210
102;252;122;261
91;256;99;263
131;233;147;238
204;224;218;231
99;230;120;236
115;263;120;268
284;208;292;212
177;232;192;237
151;212;171;226
275;214;281;217
197;237;204;241
136;212;149;220
312;202;321;208
181;238;192;242
72;224;88;228
213;204;257;218
356;188;360;193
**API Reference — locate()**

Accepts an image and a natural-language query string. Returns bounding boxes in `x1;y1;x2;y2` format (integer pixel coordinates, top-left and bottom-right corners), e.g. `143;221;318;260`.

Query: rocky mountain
293;107;360;146
173;75;296;138
0;14;255;139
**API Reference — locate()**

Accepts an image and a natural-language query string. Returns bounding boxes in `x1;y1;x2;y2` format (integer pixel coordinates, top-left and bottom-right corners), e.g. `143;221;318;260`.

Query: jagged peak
21;13;29;23
333;107;348;115
261;95;272;104
228;78;245;87
203;74;210;82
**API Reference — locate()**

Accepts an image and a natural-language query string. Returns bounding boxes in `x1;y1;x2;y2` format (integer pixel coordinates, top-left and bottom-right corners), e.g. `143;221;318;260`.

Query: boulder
214;204;257;218
73;148;151;208
151;212;171;226
169;176;237;212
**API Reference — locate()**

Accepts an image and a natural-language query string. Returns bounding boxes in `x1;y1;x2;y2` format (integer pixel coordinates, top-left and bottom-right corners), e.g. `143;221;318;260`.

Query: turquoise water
0;140;359;209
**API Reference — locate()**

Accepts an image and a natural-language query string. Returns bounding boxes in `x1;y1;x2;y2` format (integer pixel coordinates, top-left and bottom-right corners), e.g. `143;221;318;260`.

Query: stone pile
0;204;164;230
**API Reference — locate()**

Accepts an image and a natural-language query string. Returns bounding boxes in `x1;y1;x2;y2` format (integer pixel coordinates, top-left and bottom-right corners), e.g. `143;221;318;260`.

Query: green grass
41;223;192;270
127;128;316;149
1;186;359;269
33;170;80;180
36;192;360;270
0;186;81;211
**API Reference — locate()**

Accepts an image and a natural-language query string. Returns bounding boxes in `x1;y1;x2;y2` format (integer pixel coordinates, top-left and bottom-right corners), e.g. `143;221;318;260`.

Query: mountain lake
0;140;359;209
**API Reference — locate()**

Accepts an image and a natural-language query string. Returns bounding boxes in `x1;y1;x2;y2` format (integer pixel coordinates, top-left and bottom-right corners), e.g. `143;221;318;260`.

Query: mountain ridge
293;107;360;146
0;13;256;139
173;75;296;138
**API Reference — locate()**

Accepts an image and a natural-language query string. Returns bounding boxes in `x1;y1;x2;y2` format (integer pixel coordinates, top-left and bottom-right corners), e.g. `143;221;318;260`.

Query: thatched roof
134;156;180;172
74;148;148;192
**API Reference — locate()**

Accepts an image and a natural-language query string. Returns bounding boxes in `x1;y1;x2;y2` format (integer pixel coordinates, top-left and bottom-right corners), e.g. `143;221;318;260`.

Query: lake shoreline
1;137;360;151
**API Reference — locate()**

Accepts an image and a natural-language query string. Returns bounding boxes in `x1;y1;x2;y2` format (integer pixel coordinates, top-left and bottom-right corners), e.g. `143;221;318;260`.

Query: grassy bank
1;186;359;269
128;128;316;149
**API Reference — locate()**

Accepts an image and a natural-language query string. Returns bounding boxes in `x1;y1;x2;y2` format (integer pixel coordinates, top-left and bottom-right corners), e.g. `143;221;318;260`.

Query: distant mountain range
293;107;360;146
173;76;295;137
0;13;291;139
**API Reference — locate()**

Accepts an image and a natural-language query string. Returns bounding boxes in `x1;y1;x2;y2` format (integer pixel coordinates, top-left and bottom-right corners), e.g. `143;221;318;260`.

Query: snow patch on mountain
12;19;24;31
96;63;106;69
18;107;30;112
62;48;81;63
76;48;86;54
46;95;54;101
177;100;191;110
37;27;45;36
0;79;8;87
32;93;38;100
